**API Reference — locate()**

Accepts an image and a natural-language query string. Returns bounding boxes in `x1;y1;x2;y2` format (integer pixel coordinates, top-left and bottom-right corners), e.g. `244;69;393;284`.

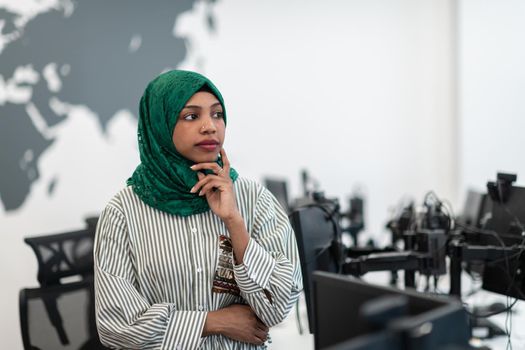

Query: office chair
20;224;107;350
19;277;106;350
85;216;99;236
23;228;95;286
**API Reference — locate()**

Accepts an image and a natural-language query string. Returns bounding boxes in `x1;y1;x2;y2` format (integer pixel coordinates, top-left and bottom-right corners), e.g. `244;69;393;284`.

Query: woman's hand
191;148;250;263
190;148;240;222
203;304;269;345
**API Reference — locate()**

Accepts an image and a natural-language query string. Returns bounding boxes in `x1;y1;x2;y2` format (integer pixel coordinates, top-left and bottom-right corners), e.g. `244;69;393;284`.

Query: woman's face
172;91;226;163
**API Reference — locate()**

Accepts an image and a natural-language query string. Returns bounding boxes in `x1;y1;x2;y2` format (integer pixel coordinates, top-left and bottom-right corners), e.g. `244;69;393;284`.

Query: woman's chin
190;155;219;164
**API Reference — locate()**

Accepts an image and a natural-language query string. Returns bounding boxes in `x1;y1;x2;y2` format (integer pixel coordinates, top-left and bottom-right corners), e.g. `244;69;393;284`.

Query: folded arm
94;205;206;350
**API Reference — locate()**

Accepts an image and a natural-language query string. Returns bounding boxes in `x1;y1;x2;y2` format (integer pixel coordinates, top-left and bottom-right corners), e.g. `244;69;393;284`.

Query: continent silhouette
0;0;208;211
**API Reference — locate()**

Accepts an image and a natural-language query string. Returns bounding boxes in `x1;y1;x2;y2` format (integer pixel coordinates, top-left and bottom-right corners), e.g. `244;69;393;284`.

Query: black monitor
289;205;341;333
264;177;290;212
481;176;525;299
458;189;491;228
312;271;471;350
484;185;525;244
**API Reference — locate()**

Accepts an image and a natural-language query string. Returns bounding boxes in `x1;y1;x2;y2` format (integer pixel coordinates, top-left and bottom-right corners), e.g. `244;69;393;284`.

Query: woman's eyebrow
182;105;202;110
182;102;222;110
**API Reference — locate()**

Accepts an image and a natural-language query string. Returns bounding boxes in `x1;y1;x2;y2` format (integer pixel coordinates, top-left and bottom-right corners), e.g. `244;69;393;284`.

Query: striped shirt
94;177;302;349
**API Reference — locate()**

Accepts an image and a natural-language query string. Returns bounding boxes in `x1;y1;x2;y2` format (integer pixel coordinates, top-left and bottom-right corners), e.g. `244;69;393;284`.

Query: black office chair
19;277;106;350
85;216;99;237
19;223;107;350
23;228;95;286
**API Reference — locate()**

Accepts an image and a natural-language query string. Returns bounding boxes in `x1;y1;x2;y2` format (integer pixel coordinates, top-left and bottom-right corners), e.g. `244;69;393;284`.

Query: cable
456;222;525;300
422;191;454;232
456;214;524;350
497;201;525;300
464;297;519;318
453;202;523;350
500;201;525;350
506;294;513;350
295;299;303;335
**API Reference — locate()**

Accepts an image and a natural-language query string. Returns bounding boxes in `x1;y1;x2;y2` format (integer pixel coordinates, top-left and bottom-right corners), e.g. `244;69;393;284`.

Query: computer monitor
484;185;525;244
263;177;290;212
312;271;471;350
458;189;489;228
289;205;341;333
481;179;525;299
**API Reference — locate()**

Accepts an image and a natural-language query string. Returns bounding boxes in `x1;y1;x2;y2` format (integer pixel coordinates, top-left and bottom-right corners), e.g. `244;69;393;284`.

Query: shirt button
191;227;197;233
198;305;205;311
176;345;182;350
196;267;202;273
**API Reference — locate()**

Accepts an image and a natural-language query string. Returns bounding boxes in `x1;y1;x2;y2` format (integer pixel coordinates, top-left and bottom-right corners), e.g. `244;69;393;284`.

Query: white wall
178;0;458;238
459;0;525;192
0;0;460;348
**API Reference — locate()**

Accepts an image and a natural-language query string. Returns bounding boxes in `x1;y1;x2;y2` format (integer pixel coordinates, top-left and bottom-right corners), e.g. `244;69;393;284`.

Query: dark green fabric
127;70;238;216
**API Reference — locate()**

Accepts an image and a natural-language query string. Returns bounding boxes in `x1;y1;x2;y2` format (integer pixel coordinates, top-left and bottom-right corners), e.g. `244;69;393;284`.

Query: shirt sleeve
94;204;206;350
232;187;303;327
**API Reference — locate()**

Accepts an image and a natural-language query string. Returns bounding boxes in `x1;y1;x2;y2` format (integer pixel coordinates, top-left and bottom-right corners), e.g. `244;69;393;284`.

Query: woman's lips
196;140;219;151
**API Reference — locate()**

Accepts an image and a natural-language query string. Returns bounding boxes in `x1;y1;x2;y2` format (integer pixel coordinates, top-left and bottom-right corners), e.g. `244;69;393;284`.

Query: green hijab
127;70;238;216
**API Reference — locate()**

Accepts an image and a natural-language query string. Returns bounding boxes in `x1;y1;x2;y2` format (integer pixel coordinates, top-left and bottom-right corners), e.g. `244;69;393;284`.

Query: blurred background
1;0;524;348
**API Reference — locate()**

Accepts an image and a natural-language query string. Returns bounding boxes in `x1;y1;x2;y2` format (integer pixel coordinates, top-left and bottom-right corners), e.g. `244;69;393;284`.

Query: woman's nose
200;116;217;134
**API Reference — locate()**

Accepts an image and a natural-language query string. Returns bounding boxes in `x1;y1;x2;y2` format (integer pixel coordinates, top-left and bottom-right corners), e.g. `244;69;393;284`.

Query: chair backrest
84;216;99;236
24;228;95;286
19;277;107;350
20;219;105;349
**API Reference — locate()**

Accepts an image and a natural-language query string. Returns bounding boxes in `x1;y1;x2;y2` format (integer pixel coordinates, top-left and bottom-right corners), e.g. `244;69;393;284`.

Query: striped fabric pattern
94;177;302;349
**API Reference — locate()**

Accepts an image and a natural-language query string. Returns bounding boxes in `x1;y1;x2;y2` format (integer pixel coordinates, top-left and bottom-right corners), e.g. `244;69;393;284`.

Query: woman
94;70;302;349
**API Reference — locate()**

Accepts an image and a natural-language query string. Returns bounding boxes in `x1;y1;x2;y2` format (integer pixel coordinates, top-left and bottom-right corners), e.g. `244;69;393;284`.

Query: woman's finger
190;162;223;175
190;173;214;193
253;330;267;345
220;148;230;174
198;178;228;196
256;321;269;333
254;328;267;340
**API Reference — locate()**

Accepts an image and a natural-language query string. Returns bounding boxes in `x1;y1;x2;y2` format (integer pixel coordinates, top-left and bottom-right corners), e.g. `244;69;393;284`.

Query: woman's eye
183;113;198;121
212;111;224;119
